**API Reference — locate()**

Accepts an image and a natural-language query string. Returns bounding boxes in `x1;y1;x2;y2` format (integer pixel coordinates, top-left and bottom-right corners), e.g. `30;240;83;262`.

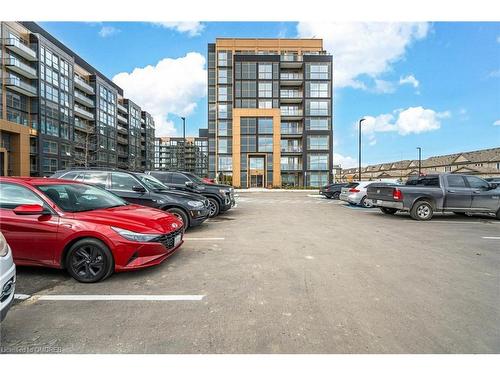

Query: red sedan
0;177;184;283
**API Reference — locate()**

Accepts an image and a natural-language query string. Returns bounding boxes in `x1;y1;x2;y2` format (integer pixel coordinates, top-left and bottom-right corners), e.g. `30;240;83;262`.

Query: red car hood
72;204;182;234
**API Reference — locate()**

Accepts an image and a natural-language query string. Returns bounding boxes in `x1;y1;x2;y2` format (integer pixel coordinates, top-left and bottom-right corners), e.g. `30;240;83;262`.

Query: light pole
181;116;186;171
358;118;365;181
417;147;422;176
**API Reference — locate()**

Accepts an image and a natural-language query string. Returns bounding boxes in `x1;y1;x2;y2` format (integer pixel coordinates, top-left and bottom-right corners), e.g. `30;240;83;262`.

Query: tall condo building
207;38;333;188
0;21;155;176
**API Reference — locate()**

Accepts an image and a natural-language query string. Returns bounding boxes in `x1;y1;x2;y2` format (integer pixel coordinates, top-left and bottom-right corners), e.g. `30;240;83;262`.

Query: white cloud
493;120;500;126
399;74;419;88
113;52;207;137
333;153;357;169
98;26;120;38
361;107;450;142
296;22;429;88
153;22;205;37
373;79;397;94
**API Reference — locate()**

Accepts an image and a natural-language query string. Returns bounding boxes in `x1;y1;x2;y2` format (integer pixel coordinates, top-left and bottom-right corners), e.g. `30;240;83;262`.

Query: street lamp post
181;116;186;170
417;147;422;176
358;118;365;181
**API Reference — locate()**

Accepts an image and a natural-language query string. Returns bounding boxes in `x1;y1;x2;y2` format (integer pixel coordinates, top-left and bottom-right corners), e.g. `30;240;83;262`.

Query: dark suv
146;171;235;217
51;169;210;230
319;183;349;199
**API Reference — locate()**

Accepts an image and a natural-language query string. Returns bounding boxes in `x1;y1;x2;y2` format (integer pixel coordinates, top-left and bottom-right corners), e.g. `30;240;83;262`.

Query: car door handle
447;190;457;193
472;190;481;194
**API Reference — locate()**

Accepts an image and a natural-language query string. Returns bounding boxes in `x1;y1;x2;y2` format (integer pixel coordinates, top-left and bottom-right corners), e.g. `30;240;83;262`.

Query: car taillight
349;188;360;193
393;188;403;200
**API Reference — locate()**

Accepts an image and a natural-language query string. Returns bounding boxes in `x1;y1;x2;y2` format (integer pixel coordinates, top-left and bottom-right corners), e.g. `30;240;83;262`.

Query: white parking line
15;294;205;301
482;237;500;240
184;237;225;241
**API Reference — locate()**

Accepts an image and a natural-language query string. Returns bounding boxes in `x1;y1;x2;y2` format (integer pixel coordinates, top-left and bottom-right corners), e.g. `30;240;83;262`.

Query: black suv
51;169;210;230
319;183;348;199
146;171;235;217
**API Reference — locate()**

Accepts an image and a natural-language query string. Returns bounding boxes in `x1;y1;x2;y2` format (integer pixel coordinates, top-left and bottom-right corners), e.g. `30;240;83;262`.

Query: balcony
4;38;37;61
281;164;303;171
280;54;303;68
281;124;303;136
281;108;303;119
117;125;128;134
117;150;128;158
280;73;303;86
117;114;128;124
74;104;95;121
117;103;128;114
281;146;302;153
280;90;303;103
3;56;37;79
74;75;95;95
117;135;129;144
74;91;95;108
4;76;37;97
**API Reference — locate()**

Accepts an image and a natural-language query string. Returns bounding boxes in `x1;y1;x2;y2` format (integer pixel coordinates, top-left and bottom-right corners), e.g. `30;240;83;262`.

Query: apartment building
154;128;209;177
341;147;500;181
207;38;333;188
0;21;155;176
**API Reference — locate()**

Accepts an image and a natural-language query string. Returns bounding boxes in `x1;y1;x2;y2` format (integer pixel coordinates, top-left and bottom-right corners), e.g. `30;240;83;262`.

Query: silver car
339;181;376;207
0;231;16;321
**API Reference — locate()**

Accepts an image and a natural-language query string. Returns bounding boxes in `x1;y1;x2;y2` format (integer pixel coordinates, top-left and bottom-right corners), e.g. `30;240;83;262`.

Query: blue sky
40;21;500;167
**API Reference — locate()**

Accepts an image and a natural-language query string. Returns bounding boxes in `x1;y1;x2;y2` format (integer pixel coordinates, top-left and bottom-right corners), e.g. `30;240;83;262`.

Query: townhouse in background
208;38;333;188
154;129;209;176
0;22;155;177
341;147;500;181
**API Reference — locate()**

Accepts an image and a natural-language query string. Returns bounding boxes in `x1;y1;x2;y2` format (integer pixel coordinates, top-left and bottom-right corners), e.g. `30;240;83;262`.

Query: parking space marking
15;294;205;301
14;294;31;300
482;237;500;240
184;237;225;241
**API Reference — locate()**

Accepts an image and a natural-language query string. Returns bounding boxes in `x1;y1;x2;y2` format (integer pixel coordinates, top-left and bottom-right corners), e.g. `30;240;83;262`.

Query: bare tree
73;123;96;168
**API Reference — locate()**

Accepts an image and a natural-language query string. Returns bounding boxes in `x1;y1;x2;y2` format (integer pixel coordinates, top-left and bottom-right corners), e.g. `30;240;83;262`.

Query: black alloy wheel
66;239;113;283
207;198;220;218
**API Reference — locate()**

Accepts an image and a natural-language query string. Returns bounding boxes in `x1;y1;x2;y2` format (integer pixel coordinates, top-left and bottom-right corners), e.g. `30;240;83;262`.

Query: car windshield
36;183;128;212
138;174;170;191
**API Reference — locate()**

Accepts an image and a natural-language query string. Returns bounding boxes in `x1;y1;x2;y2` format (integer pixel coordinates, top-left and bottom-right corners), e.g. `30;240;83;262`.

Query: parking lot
1;191;499;354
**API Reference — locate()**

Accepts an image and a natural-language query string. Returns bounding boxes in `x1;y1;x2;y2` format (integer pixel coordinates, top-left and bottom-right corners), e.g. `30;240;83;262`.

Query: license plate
174;234;182;247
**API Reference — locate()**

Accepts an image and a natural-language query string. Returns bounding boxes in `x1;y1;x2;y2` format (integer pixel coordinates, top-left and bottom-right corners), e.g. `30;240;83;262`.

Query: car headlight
155;199;167;204
111;227;159;242
219;188;229;194
187;200;204;208
0;232;10;257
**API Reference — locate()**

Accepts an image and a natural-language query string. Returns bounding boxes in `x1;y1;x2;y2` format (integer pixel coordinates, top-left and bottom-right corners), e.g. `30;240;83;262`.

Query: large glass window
258;136;273;152
306;118;329;130
241;135;256;153
258;118;273;134
218;104;228;119
309;82;329;97
42;158;58;173
309;64;329;80
218;52;228;66
258;63;272;79
258;100;272;109
241;117;257;134
308;154;329;170
218;86;228;101
241;62;256;80
42;140;58;155
218;138;228;153
307;100;330;116
258;82;272;98
307;135;329;150
307;172;329;187
218;156;232;171
218;121;228;136
218;69;228;84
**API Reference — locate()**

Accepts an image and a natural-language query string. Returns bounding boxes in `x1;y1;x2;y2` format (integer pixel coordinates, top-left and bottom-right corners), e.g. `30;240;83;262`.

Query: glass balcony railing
117;114;128;123
280;73;303;80
117;125;128;133
4;76;37;96
3;56;37;78
281;124;303;134
4;38;37;61
74;75;95;94
280;90;303;98
281;164;303;171
281;108;303;117
281;146;302;153
74;91;95;107
117;103;128;113
280;54;302;62
74;104;95;120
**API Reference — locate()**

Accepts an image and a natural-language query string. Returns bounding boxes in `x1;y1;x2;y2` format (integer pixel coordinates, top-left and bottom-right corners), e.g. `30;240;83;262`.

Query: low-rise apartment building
0;21;155;176
341;147;500;182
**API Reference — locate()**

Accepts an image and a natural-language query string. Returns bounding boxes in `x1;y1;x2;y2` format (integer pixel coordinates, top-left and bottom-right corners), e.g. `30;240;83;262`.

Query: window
249;157;264;169
42;158;58;173
445;166;452;172
241;81;256;97
307;118;329;131
218;52;228;66
465;176;490;189
218;156;232;171
241;117;257;134
218;69;228;84
307;135;329;150
218;138;228;153
218;104;228;119
171;173;189;184
309;64;329;79
258;118;273;134
309;82;329;97
42;140;58;155
60;143;71;157
258;136;273;152
307;172;329;187
447;175;467;188
308;154;329;170
218;121;228;136
241;135;256;153
218;86;228;101
308;100;329;116
258;100;272;109
258;63;272;79
241;62;256;80
110;172;139;191
83;172;108;188
258;82;272;98
0;183;43;209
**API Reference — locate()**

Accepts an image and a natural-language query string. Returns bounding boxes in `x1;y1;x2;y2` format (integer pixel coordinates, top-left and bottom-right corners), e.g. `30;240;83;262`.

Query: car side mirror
132;185;146;193
185;181;194;188
13;204;48;215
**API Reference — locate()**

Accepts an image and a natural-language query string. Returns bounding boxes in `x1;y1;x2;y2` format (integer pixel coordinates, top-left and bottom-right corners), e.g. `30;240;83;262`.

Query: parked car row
0;168;235;317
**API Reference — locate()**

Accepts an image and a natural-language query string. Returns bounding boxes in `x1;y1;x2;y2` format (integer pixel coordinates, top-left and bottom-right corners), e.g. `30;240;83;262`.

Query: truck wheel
410;200;434;221
380;207;397;215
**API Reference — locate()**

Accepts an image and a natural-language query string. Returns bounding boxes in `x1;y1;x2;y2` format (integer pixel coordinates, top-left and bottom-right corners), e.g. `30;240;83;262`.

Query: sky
39;21;500;168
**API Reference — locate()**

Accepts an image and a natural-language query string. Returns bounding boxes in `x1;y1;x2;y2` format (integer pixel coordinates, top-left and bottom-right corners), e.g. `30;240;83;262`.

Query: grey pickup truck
366;174;500;221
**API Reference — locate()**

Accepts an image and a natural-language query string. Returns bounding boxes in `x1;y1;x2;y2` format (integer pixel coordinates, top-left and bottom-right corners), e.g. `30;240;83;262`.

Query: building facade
207;38;333;188
154;128;209;177
341;147;500;182
0;21;155;177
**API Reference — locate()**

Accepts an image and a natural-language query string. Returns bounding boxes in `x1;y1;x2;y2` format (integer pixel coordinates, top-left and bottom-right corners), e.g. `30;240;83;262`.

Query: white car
0;231;16;321
340;180;400;208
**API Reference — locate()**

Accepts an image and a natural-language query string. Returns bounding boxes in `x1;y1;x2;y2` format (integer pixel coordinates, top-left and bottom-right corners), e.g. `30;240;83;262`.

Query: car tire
66;238;114;283
360;196;373;208
207;198;220;218
332;192;341;200
324;194;333;199
166;208;189;230
410;200;434;221
380;207;398;215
